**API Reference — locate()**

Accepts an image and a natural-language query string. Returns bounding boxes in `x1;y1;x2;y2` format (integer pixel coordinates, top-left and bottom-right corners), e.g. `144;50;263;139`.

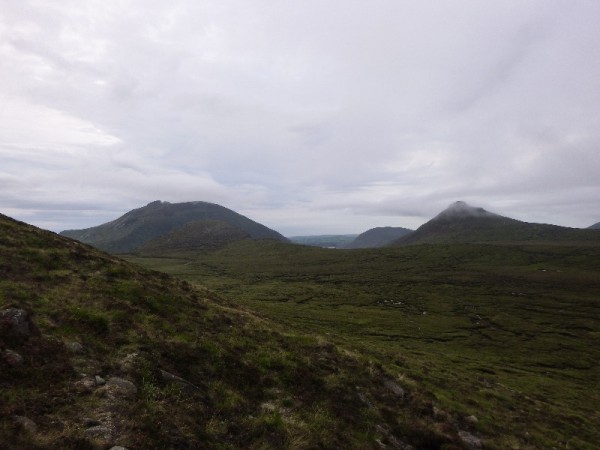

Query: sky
1;1;600;236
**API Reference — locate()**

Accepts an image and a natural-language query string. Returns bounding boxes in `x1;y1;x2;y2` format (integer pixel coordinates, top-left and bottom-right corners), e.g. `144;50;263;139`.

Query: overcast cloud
1;0;600;235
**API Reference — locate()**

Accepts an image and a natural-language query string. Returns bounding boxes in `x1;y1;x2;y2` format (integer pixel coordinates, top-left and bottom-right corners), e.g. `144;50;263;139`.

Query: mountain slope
589;222;600;229
60;200;288;253
343;227;412;249
136;220;250;256
1;212;472;449
395;201;600;245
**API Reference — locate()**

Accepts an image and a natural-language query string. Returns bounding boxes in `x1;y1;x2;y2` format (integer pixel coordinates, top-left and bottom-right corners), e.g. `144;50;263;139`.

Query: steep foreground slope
60;201;288;253
395;201;600;245
0;213;475;449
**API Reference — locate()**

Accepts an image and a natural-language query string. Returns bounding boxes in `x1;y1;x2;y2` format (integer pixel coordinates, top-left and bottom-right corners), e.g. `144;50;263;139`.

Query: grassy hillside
344;227;413;248
127;239;600;449
1;212;480;449
60;200;288;253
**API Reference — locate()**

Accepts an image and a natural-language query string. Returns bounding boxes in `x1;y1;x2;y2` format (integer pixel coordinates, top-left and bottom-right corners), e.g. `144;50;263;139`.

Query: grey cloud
1;1;600;234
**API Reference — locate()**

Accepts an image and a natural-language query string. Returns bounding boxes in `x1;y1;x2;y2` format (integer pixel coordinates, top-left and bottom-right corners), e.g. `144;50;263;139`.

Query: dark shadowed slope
589;222;600;229
137;220;250;256
60;200;288;253
394;201;600;245
343;226;413;249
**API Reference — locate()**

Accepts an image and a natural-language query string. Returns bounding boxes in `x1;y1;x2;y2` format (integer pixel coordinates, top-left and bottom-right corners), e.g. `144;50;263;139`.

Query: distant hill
137;220;250;256
343;227;413;249
289;234;358;248
61;200;288;253
589;222;600;229
394;201;600;245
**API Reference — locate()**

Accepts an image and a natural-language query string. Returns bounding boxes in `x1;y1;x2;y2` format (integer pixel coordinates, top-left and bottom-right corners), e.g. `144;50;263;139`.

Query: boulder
0;308;39;343
105;377;137;398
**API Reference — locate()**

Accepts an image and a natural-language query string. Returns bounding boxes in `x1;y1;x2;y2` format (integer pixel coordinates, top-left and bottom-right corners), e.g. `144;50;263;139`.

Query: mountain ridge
60;200;288;253
394;201;600;245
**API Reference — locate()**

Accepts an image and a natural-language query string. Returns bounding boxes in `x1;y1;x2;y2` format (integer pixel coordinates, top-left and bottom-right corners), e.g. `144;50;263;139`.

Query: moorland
126;238;600;449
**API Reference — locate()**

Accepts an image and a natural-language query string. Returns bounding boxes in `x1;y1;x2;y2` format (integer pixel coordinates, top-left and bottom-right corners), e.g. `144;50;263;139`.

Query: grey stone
0;308;40;343
466;415;479;425
383;379;405;398
2;349;24;366
75;376;96;391
0;308;32;339
95;375;106;385
106;377;137;398
85;425;113;441
458;430;482;448
65;341;84;353
118;352;139;373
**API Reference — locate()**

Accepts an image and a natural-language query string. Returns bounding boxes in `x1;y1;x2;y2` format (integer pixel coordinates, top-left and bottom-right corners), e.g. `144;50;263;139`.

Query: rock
65;341;84;353
0;308;38;342
118;352;139;373
95;375;106;385
85;424;113;441
13;415;37;434
466;415;479;426
383;379;405;398
2;349;24;366
458;430;482;448
105;377;137;398
75;376;96;392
